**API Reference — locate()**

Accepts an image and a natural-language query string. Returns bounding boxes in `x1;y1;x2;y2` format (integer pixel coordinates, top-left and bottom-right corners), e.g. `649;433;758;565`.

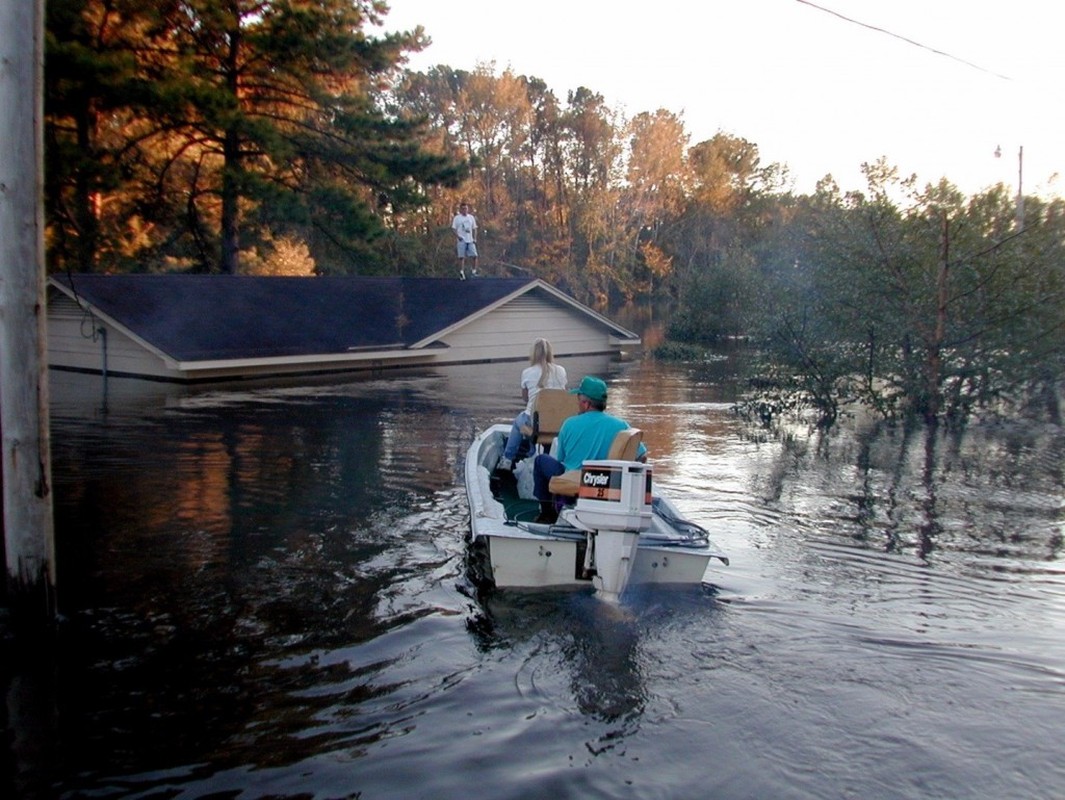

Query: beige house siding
48;295;177;379
435;296;615;362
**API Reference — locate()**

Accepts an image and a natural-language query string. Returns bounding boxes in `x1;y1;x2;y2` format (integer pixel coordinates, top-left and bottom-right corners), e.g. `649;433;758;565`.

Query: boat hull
487;533;585;587
466;424;728;593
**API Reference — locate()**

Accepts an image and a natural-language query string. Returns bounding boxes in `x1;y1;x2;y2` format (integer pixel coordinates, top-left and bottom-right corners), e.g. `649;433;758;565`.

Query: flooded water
5;355;1064;799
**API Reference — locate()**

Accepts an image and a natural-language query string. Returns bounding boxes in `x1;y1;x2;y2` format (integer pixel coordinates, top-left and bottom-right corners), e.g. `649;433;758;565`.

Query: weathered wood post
0;0;56;624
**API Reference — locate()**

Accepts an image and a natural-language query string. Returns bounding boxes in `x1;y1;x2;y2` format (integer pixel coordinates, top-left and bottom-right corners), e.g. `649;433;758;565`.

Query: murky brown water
4;355;1063;799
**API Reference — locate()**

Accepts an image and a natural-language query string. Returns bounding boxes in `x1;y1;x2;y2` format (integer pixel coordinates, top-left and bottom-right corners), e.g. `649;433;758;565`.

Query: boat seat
519;388;579;451
548;428;643;497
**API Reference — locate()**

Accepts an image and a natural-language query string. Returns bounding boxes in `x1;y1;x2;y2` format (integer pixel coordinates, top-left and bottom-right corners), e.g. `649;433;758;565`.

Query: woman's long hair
529;338;557;387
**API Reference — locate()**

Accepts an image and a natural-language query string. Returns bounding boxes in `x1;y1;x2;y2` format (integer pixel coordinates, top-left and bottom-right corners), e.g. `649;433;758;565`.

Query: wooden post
0;0;56;624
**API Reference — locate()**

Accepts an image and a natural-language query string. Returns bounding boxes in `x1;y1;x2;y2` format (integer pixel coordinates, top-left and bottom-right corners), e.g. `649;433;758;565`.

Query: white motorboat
464;424;729;601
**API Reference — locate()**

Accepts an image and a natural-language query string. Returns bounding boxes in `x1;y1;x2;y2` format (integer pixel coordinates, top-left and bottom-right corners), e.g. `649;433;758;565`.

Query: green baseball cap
571;375;608;402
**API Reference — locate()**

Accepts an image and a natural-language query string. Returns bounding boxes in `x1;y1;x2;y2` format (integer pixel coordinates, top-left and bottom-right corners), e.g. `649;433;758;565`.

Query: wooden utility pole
0;0;56;624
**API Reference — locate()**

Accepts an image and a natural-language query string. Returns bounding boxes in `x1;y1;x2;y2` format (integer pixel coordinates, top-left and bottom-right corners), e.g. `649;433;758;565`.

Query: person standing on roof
499;338;568;471
452;202;478;279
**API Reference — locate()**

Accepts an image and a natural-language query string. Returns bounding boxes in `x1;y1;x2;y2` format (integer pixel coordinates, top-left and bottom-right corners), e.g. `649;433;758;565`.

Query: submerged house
47;274;641;382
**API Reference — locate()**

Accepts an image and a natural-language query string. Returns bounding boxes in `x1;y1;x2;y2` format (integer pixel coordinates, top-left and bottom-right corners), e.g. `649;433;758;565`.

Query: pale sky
383;0;1064;198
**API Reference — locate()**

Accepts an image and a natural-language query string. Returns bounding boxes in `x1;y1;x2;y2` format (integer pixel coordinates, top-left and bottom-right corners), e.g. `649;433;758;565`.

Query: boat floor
489;463;542;524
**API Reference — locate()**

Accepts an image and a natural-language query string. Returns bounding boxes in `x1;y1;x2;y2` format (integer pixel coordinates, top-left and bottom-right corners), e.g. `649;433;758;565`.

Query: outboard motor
563;460;653;602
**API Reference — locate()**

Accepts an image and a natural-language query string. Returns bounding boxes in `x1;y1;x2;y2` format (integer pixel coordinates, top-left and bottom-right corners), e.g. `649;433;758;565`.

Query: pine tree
45;0;466;274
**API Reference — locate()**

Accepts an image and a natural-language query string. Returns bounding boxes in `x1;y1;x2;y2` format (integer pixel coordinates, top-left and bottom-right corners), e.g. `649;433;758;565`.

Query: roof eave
175;347;433;373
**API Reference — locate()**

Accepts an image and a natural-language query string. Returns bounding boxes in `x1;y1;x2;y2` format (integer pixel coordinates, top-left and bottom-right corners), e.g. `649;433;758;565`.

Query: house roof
49;274;638;363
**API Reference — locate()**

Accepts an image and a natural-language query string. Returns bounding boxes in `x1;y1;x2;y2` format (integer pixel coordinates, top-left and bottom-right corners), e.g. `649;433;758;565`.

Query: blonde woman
500;338;568;468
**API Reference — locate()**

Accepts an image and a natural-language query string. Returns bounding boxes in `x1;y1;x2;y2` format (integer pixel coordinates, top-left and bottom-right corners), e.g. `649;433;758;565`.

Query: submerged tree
748;159;1065;425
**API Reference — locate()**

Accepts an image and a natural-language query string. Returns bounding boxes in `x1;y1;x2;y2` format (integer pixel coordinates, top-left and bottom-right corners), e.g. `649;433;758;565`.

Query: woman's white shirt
521;363;568;414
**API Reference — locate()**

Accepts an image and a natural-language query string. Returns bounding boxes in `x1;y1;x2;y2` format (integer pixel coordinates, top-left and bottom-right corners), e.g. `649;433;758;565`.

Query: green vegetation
743;163;1065;427
43;2;1065;426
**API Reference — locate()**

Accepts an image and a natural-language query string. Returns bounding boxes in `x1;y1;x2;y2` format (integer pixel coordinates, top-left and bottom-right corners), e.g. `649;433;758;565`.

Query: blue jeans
533;454;567;501
504;411;531;460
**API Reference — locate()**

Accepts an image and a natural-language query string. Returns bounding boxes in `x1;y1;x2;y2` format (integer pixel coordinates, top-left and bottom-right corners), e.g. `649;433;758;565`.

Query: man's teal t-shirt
554;410;646;471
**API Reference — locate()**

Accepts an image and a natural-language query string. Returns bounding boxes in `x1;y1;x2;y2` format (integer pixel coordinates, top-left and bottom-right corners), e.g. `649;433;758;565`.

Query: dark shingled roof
51;274;538;362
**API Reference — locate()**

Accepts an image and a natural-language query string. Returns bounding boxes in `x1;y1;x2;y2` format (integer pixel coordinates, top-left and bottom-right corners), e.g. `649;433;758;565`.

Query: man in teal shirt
532;375;647;523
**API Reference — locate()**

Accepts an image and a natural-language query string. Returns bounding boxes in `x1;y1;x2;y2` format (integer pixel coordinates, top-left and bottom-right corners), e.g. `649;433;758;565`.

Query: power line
795;0;1012;81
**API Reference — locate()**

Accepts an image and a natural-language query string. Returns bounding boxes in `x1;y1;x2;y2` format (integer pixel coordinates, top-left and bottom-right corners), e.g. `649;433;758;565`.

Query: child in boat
499;338;567;470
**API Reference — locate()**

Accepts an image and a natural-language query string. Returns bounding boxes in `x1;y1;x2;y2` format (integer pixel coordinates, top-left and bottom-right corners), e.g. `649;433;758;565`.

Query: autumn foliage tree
45;0;465;274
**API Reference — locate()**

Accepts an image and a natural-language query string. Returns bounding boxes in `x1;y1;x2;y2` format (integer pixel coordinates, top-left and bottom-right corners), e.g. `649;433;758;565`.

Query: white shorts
457;241;478;258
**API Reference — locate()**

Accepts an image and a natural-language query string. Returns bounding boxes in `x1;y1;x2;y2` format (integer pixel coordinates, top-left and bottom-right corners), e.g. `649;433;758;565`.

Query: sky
382;0;1065;198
